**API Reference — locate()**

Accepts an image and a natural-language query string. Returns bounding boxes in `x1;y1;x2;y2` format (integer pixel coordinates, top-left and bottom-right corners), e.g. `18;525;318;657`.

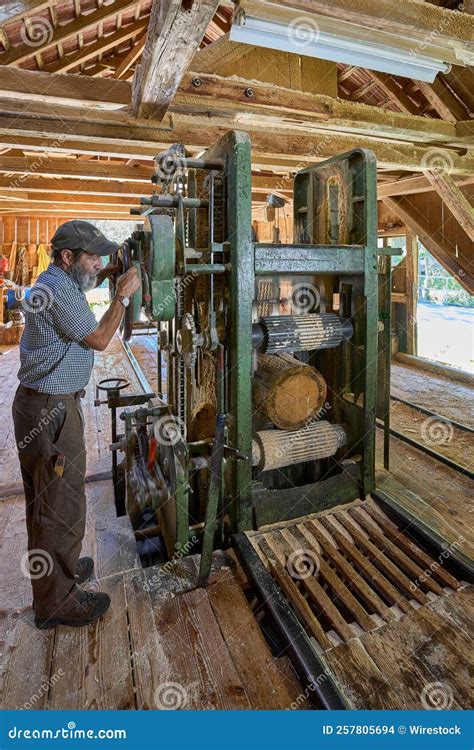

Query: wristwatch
116;294;130;308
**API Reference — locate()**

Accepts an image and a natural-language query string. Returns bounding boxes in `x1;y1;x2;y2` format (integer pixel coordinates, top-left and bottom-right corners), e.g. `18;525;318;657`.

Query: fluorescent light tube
230;15;451;82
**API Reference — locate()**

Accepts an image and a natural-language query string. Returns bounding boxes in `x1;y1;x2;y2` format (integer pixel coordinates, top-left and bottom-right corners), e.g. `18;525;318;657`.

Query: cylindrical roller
252;421;346;471
258;313;353;354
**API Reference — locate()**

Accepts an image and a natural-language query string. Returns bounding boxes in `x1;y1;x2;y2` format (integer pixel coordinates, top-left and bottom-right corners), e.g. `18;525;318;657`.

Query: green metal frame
122;134;381;544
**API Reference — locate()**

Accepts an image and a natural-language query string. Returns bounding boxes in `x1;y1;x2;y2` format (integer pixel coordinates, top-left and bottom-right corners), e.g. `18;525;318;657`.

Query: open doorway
417;246;473;372
385;232;473;373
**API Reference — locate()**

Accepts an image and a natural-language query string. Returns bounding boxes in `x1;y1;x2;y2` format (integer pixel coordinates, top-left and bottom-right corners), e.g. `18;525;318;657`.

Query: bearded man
12;220;140;629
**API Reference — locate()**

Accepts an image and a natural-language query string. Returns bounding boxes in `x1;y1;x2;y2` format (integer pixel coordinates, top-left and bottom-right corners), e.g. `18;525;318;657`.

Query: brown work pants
12;385;87;619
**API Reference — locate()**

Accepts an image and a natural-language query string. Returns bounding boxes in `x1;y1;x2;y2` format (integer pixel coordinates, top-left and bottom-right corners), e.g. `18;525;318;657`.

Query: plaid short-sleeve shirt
18;263;99;394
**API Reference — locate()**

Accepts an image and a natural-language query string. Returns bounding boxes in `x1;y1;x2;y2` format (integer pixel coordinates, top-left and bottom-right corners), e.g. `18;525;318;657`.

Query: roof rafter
425;169;474;240
0;0;138;66
45;18;148;74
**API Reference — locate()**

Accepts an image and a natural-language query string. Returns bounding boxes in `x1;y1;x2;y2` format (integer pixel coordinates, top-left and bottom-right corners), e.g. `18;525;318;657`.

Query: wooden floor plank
207;571;298;709
48;574;134;710
275;656;312;709
375;468;473;560
428;586;474;636
125;556;256;710
147;586;250;709
0;610;55;710
360;599;470;709
324;638;408;710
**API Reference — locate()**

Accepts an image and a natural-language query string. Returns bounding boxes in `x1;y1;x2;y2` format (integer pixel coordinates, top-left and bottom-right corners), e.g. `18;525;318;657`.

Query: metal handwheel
110;242;142;342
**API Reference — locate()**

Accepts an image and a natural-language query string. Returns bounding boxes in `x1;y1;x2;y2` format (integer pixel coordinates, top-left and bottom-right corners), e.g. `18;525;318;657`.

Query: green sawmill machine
95;131;472;709
101;130;386;573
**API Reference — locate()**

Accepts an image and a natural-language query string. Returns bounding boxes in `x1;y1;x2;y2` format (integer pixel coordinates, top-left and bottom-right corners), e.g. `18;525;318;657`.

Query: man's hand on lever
84;267;141;352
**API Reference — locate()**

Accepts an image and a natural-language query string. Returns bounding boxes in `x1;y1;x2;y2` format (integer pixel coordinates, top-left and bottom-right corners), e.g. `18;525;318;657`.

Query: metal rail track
376;420;474;481
390;394;474;435
120;337;155;396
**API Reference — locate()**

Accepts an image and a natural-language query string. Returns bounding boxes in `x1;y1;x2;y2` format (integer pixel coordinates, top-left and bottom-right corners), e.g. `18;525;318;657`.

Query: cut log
254;353;327;430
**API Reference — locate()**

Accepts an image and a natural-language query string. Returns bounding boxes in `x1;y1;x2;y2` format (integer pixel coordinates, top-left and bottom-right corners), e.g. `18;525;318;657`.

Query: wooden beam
132;0;220;119
0;97;472;174
382;196;473;293
0;174;291;197
0;67;460;146
405;230;418;356
0;207;134;219
456;120;474;142
1;0;138;66
0;155;152;182
0;176;147;196
443;67;474;117
190;32;252;74
416;79;469;122
0;65;130;109
44;19;148;74
0;192;139;207
425;170;474;241
178;71;455;143
378;174;474;199
113;32;147;79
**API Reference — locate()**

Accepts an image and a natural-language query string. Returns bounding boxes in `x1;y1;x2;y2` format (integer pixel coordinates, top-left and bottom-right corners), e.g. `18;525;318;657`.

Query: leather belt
18;384;85;399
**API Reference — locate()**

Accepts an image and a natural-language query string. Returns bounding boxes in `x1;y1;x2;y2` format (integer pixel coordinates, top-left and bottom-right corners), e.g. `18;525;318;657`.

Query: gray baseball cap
51;220;119;257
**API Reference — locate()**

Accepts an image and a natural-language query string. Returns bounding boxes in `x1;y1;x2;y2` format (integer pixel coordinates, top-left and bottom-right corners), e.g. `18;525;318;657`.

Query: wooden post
405;230;418;356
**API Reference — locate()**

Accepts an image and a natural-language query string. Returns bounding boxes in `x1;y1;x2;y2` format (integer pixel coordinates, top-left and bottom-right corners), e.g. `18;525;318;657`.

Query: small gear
176;313;199;368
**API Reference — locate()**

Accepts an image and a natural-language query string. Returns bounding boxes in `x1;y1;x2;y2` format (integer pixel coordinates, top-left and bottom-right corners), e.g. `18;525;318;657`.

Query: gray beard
69;263;97;293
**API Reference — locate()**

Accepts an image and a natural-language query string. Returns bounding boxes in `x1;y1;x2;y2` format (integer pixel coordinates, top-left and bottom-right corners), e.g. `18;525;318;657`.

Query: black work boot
35;589;111;629
75;556;94;585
